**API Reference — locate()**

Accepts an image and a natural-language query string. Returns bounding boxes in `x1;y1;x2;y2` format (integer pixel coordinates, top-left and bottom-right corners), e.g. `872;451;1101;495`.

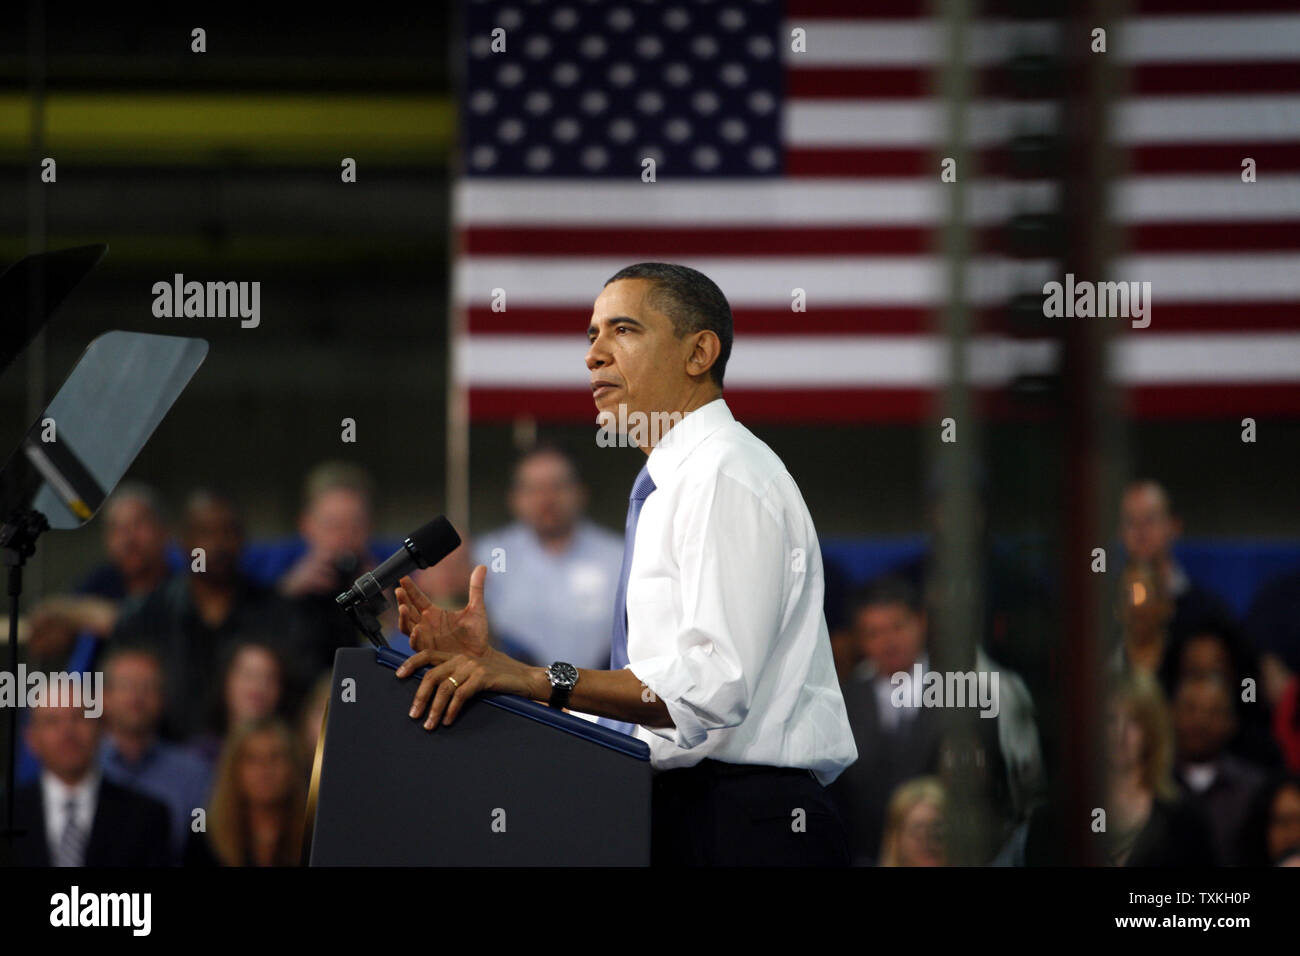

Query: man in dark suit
13;701;169;867
830;578;944;864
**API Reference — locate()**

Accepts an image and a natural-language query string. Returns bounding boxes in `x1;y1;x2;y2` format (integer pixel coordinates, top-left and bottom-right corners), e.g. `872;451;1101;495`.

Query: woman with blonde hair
1102;670;1214;866
878;776;946;867
184;717;306;866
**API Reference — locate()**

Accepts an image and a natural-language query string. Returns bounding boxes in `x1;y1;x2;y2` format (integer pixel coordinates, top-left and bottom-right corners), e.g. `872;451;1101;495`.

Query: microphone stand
337;588;391;650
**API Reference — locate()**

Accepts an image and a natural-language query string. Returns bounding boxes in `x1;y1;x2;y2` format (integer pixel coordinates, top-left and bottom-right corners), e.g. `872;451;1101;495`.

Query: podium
307;648;653;865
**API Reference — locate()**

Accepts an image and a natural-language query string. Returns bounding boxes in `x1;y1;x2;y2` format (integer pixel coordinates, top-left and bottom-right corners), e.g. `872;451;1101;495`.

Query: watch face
551;662;578;688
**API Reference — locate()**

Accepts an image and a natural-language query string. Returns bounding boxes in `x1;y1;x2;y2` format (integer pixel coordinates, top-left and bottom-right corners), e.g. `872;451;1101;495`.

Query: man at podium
394;263;858;866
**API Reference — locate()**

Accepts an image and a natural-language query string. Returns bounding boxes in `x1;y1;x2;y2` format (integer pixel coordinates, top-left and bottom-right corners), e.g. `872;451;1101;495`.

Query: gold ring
447;676;460;688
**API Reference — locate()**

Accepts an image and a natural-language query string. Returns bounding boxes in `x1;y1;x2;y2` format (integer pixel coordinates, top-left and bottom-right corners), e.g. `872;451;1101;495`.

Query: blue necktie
599;462;656;736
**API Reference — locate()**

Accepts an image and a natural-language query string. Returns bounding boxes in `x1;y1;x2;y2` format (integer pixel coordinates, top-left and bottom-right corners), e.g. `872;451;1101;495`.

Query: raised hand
393;566;542;729
394;565;491;659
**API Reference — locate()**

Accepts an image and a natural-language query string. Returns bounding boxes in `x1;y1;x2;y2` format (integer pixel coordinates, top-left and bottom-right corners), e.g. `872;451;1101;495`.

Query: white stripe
457;256;1300;307
786;101;1057;147
460;334;1057;387
1117;95;1300;144
1121;16;1300;64
456;179;1055;226
783;17;1300;66
459;333;1300;387
458;178;1300;226
782;20;946;68
1114;176;1300;223
457;257;1064;307
781;20;1062;67
1114;333;1300;383
785;97;1300;147
1115;253;1300;300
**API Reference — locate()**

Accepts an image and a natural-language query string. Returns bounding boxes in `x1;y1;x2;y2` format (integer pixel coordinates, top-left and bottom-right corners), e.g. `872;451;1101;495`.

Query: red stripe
1130;0;1300;12
784;147;938;176
468;384;1300;423
1127;384;1300;418
788;68;931;100
1130;62;1300;95
468;386;937;422
465;304;1299;336
1127;222;1300;252
1126;143;1300;174
787;0;1300;13
463;225;942;256
783;0;928;16
467;306;944;335
462;221;1300;258
1121;303;1300;331
784;143;1300;176
788;63;1300;99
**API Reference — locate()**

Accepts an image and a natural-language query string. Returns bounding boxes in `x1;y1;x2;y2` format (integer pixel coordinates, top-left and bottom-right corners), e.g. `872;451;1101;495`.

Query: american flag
453;0;1300;424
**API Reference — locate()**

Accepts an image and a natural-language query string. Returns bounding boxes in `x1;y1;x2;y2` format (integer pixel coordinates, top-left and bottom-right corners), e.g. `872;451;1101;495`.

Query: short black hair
513;441;583;487
101;642;164;677
847;575;923;619
603;262;733;389
106;481;170;527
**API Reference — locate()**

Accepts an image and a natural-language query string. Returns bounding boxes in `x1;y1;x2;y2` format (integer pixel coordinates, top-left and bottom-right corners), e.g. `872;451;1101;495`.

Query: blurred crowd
9;451;1300;868
827;479;1300;867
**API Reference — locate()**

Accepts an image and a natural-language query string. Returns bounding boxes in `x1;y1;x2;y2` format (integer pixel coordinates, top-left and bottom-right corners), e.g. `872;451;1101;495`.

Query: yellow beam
0;92;454;163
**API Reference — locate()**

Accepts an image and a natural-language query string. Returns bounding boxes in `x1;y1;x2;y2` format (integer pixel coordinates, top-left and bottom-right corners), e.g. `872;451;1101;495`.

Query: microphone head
407;515;461;568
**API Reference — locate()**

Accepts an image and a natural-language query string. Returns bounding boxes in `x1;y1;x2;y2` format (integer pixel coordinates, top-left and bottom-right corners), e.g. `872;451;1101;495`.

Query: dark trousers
651;758;851;866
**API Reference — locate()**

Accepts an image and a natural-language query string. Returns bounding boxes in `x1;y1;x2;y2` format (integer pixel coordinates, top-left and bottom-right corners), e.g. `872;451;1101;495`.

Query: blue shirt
99;736;213;863
473;520;625;670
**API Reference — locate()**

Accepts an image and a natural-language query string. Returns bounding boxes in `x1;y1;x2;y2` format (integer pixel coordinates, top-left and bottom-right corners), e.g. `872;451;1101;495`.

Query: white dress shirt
620;398;858;786
41;768;100;862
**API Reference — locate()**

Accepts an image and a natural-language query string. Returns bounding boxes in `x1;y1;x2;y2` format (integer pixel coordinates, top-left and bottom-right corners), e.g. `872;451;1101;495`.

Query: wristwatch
544;662;579;709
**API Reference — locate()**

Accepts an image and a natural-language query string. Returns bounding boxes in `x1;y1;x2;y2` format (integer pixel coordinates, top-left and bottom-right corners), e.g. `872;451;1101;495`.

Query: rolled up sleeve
627;472;788;749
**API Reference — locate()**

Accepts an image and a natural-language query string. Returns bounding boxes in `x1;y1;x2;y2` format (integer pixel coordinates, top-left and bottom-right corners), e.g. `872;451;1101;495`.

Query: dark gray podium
308;648;652;865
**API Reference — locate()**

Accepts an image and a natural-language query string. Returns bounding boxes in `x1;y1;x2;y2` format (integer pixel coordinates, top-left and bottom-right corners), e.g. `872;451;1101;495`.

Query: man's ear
687;330;721;379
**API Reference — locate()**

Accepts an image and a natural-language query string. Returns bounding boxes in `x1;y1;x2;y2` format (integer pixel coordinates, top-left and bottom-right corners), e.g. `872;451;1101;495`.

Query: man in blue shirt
98;645;212;863
472;444;624;670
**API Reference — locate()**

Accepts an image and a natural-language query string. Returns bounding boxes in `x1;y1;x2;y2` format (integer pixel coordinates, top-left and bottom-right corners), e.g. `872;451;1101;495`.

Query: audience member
1245;569;1300;772
472;443;624;669
111;489;311;742
190;639;290;766
1015;671;1216;866
1242;775;1300;866
13;702;170;866
185;717;306;867
878;777;946;867
1112;557;1175;676
1171;674;1266;865
98;645;213;863
831;576;1043;864
1167;629;1279;768
1118;480;1238;661
22;483;172;667
277;461;379;673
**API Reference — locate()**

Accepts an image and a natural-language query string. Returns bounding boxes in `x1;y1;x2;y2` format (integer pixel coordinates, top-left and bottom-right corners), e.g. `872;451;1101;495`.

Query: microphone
336;516;461;610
